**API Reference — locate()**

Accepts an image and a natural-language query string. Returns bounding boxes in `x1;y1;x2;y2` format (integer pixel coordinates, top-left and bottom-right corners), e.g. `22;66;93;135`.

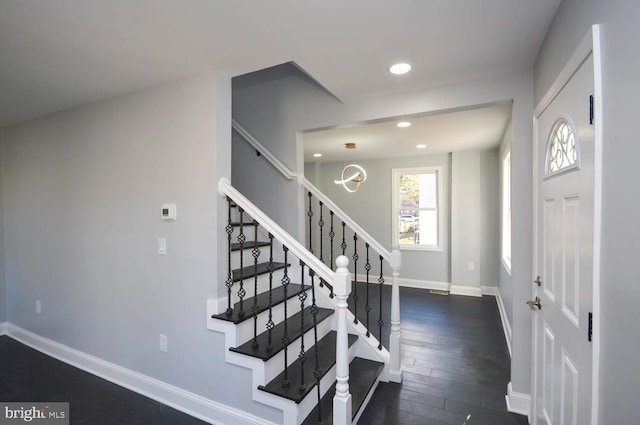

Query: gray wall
309;154;451;284
0;142;5;324
1;73;279;422
233;63;533;395
451;148;500;289
534;0;640;422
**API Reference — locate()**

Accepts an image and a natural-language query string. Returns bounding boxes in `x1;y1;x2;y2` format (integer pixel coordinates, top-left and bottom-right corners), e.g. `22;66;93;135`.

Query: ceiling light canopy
313;153;322;157
416;144;427;149
389;63;412;75
397;121;411;128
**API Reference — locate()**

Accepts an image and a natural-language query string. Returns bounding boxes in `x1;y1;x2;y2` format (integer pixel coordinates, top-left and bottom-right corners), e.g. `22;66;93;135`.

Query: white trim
506;382;531;418
5;324;277;425
493;289;513;357
591;24;603;425
450;285;482;298
0;322;7;336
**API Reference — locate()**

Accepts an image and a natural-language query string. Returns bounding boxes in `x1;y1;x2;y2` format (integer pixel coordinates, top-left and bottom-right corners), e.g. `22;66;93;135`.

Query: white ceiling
0;0;560;128
303;102;513;163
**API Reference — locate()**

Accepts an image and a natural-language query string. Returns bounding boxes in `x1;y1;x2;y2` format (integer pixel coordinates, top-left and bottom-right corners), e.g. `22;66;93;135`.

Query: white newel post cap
334;255;351;297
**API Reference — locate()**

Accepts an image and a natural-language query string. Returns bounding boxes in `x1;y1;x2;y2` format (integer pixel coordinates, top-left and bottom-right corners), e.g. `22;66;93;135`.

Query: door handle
527;296;542;311
534;276;542;287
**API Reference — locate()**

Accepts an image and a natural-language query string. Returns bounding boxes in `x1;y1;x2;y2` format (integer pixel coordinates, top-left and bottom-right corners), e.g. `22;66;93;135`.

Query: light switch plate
158;238;167;255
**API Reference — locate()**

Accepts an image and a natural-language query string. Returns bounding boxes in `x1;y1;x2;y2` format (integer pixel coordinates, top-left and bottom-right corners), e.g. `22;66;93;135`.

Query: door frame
532;24;602;425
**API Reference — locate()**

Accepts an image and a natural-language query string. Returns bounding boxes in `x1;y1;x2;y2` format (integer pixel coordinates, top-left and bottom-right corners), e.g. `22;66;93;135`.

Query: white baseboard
494;289;513;357
506;382;531;418
0;322;7;336
450;285;482;297
5;323;277;425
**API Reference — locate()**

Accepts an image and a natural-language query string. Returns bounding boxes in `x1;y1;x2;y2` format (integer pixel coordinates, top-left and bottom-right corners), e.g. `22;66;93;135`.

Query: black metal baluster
237;207;247;318
225;197;234;316
327;211;335;298
341;221;347;255
281;246;290;388
307;192;314;254
318;201;324;264
298;261;308;392
251;224;261;348
364;243;371;337
266;234;275;352
378;255;385;350
352;233;359;325
310;270;324;425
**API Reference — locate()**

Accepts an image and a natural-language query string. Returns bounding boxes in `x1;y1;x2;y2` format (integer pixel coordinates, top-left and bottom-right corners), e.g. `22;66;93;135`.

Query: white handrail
218;177;333;284
299;175;392;263
232;119;297;180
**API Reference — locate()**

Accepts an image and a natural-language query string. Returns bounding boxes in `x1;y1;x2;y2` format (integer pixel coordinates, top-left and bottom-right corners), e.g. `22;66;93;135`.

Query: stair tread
230;240;271;252
232;261;287;282
230;306;333;361
212;283;308;324
300;357;385;425
229;220;259;227
257;332;358;403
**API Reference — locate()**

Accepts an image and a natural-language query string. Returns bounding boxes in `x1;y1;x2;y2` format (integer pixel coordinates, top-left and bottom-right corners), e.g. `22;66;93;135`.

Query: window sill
399;244;444;253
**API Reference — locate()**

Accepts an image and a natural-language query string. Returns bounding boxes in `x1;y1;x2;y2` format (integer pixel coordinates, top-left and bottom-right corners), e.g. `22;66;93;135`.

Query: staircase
207;121;402;425
208;189;388;424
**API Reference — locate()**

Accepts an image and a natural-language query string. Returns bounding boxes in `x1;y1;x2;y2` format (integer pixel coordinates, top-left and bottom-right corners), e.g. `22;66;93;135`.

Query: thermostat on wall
161;204;177;220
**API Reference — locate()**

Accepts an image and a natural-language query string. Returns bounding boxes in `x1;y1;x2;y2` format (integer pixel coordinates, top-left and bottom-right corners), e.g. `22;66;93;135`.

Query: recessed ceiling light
416;144;427;149
313;153;322;158
397;121;411;128
389;63;411;75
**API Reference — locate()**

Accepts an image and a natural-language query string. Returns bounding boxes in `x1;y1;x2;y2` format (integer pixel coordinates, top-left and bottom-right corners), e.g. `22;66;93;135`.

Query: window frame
502;149;512;273
392;166;444;252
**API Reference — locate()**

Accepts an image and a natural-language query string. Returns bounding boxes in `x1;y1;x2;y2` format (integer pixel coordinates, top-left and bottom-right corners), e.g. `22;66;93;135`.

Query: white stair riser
233;294;314;346
261;317;335;383
229;245;275;269
227;270;293;305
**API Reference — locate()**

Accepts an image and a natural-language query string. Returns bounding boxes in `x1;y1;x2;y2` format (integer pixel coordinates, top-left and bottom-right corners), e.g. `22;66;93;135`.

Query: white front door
533;37;600;425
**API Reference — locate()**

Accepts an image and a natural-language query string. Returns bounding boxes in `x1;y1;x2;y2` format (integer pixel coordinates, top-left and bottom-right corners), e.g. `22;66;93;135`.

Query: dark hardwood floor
357;286;528;425
0;286;526;425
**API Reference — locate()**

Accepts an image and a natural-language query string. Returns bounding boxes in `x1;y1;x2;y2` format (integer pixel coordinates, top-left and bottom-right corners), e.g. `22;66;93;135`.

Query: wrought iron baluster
318;201;324;264
352;233;359;325
310;270;324;425
326;211;336;298
341;221;347;255
298;261;308;391
266;233;275;352
307;192;314;254
225;197;234;316
378;255;385;350
281;246;290;388
237;207;247;318
251;223;261;348
365;243;371;337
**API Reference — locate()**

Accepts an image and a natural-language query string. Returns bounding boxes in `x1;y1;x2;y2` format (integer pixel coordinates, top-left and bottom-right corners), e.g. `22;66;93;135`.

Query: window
502;150;512;271
392;167;443;251
545;117;580;177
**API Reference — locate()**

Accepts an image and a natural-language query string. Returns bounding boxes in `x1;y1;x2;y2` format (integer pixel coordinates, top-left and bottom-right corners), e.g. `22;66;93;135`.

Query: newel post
389;247;403;383
333;255;352;425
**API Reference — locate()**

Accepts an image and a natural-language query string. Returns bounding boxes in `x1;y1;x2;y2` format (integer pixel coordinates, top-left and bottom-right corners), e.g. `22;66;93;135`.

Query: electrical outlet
468;262;475;271
159;334;168;352
36;300;41;314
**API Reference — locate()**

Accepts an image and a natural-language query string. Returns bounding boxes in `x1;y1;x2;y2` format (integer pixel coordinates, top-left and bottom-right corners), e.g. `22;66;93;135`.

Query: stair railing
233;120;403;383
219;177;353;425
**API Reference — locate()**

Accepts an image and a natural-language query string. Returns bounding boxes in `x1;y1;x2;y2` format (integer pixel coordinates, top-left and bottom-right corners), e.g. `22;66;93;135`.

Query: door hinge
589;95;594;125
588;312;593;342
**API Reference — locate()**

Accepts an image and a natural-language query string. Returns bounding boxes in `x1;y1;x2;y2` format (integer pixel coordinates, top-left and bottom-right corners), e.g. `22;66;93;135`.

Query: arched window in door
545;117;580;177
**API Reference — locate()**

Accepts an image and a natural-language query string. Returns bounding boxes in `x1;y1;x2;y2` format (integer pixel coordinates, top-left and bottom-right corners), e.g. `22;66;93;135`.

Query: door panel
534;53;594;425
